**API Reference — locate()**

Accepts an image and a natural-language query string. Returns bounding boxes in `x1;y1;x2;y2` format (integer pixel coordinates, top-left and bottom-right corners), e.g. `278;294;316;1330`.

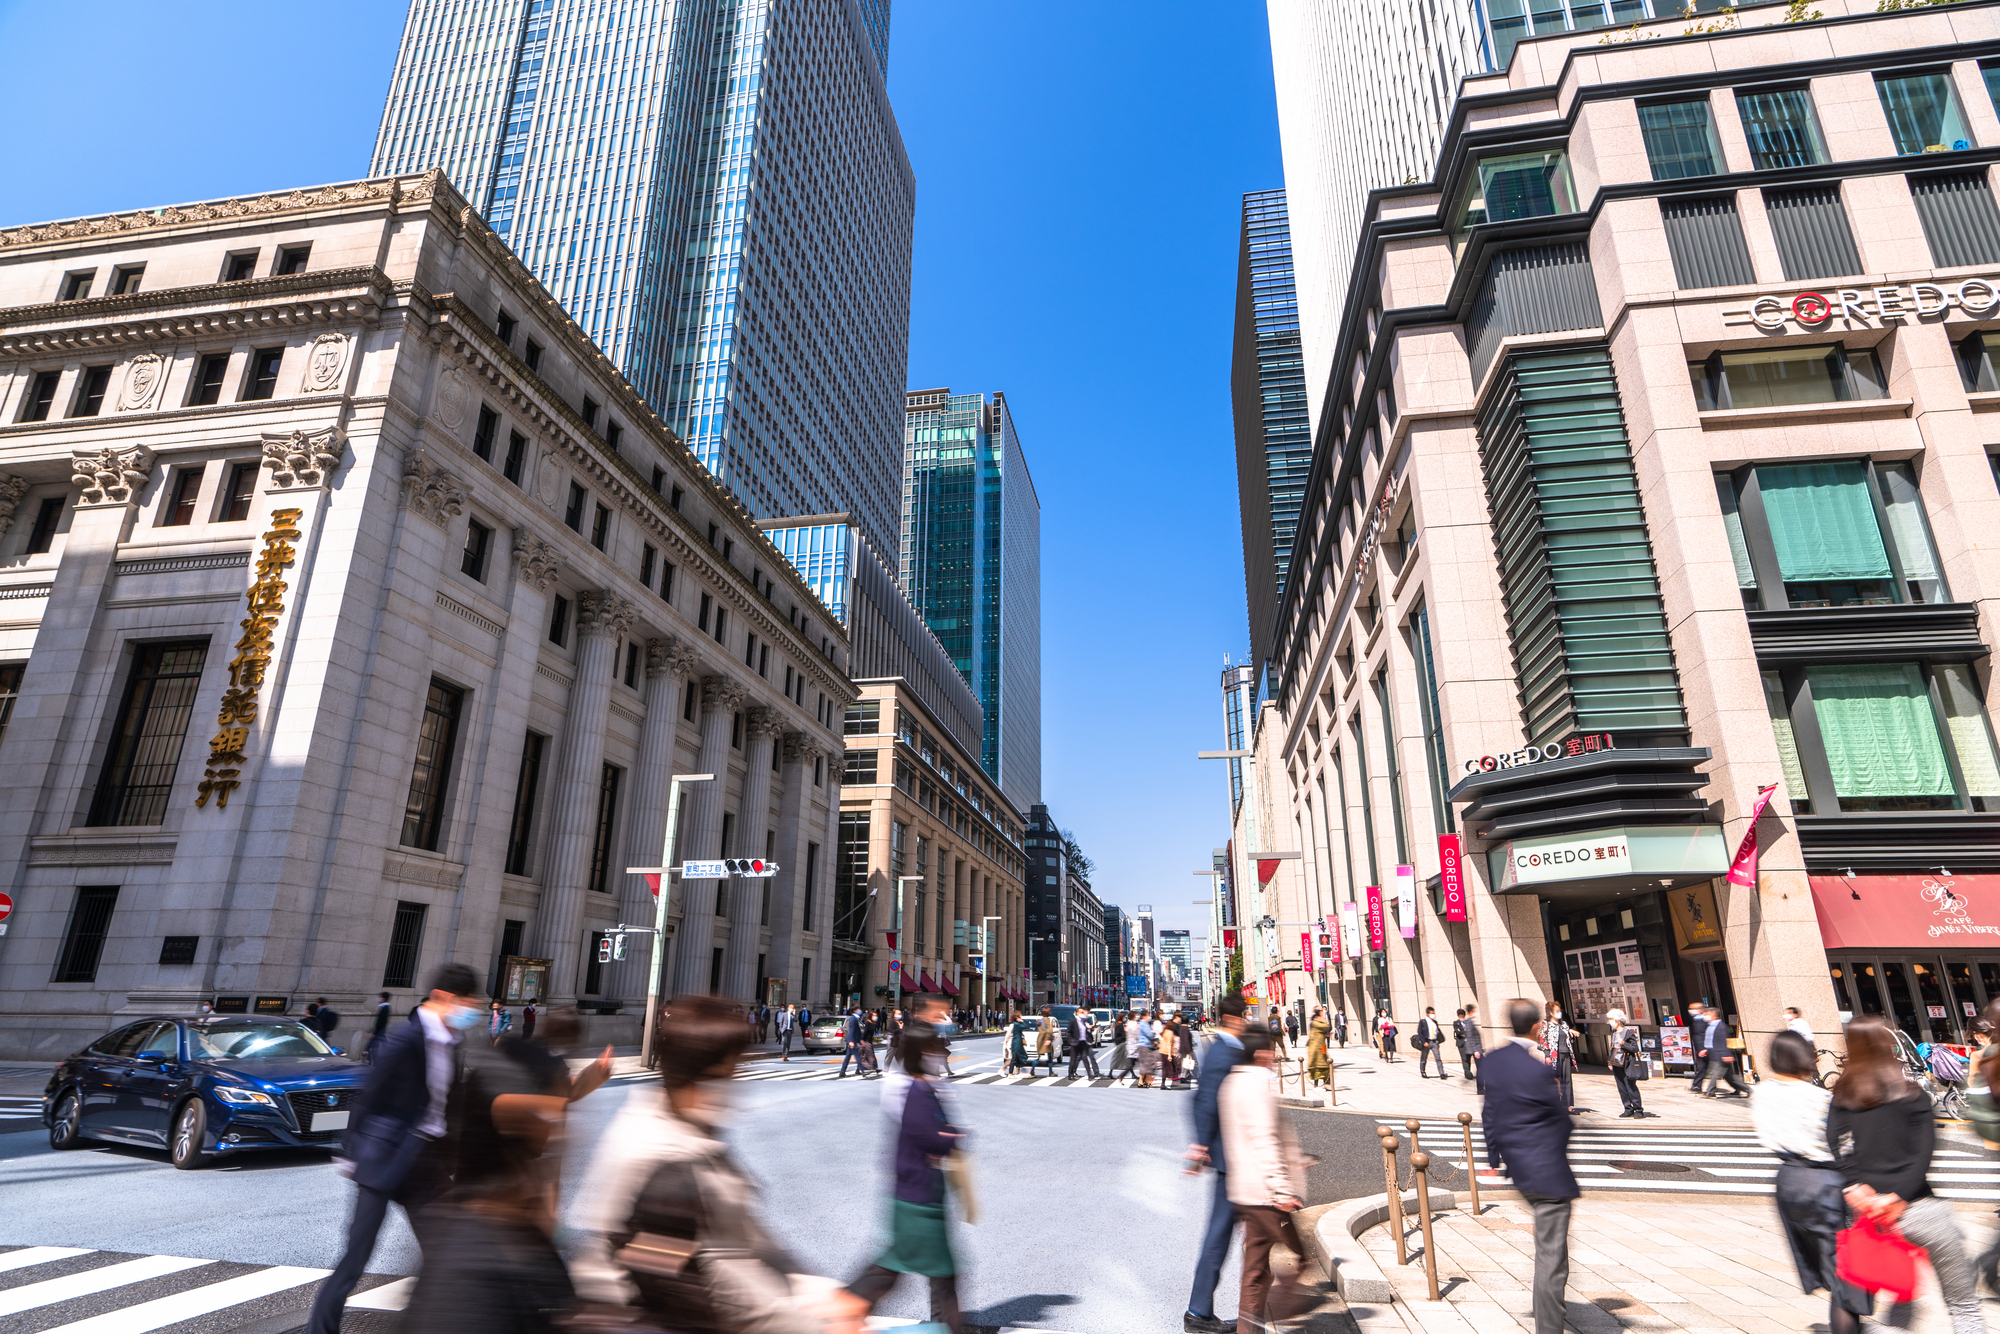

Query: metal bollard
1458;1111;1480;1215
1379;1130;1408;1265
1410;1151;1441;1301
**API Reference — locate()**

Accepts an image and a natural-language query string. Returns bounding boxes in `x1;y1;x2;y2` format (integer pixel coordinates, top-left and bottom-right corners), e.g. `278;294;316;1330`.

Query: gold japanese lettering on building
196;508;303;808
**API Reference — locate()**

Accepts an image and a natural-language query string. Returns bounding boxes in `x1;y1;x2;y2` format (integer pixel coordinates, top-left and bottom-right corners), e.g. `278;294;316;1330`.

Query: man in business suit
1698;1005;1750;1098
1687;1005;1715;1094
1182;993;1250;1334
1458;1001;1486;1089
306;962;485;1334
838;1006;866;1077
1482;998;1580;1334
1067;1006;1102;1078
1415;1007;1448;1079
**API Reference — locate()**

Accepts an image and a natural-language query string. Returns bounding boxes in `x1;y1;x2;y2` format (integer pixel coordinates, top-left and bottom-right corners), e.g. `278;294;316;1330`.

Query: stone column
720;708;781;1000
530;588;636;1002
670;675;745;995
610;636;698;1003
768;731;821;1000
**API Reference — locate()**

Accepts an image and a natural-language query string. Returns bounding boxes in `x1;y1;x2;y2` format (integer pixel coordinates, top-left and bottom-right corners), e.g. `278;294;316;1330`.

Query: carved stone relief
575;589;639;639
433;366;467;430
260;427;345;489
511;528;562;591
647;636;700;679
71;445;155;506
0;475;28;537
400;453;465;526
117;352;168;412
535;451;562;509
301;332;351;394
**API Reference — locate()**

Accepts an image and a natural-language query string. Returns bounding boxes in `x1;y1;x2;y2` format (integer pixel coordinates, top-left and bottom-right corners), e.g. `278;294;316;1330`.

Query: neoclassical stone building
0;172;851;1056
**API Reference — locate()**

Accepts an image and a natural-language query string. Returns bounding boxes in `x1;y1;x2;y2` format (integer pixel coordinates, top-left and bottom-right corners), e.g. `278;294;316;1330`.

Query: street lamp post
627;772;713;1070
894;875;924;1019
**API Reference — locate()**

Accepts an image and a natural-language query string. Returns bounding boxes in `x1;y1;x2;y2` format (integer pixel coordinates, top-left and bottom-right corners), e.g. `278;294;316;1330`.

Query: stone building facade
1239;0;2000;1062
0;172;850;1057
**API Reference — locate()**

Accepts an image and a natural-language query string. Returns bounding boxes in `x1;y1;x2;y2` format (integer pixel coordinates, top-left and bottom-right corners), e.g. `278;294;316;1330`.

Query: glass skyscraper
370;0;913;555
1232;190;1311;692
902;388;1041;812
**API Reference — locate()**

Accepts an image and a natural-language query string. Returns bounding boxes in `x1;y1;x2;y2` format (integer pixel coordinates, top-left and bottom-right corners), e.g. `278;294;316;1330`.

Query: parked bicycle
1813;1047;1845;1090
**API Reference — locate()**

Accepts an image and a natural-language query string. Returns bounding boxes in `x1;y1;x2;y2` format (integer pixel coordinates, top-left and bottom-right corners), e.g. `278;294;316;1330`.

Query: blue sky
0;0;1284;954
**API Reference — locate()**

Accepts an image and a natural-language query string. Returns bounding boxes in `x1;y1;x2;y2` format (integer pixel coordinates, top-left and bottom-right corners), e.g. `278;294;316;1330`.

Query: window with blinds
1717;459;1946;611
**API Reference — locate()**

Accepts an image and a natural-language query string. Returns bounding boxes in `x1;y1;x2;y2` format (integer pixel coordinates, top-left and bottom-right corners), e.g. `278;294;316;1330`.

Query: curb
1309;1187;1458;1305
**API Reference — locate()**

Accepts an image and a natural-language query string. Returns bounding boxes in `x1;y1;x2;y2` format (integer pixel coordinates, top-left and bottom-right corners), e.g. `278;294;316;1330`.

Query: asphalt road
0;1031;1388;1333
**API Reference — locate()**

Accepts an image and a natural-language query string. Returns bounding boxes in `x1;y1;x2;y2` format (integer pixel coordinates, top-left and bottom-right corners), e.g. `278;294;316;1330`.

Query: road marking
0;1247;92;1273
37;1265;329;1333
0;1256;211;1316
347;1276;415;1310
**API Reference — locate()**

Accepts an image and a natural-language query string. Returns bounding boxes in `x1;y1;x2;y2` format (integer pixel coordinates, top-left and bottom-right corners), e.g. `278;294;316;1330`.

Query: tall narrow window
587;764;622;893
506;731;546;876
713;608;727;646
400;679;465;851
1736;86;1827;169
220;462;258;522
624;641;639;688
71;365;113;418
1639;98;1720;180
1350;717;1380;885
383;901;427;989
504;431;528;485
1375;673;1411;865
461;519;492;581
803;841;819;931
549;595;571;646
190;354;230;406
162;467;204;527
22;370;60;422
698;592;712;632
0;661;22;751
26;497;63;553
651;465;665;493
524;339;544;372
473;405;498;462
88;641;209;827
496;310;517;345
591;502;610;551
640;544;657;588
606;422;623;453
242;347;284;401
565;483;586;532
582;397;600;429
54;886;120;984
1410;604;1455;835
661;560;676;603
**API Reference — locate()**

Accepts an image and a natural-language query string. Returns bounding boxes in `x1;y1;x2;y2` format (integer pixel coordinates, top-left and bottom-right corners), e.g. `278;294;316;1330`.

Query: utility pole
626;772;713;1069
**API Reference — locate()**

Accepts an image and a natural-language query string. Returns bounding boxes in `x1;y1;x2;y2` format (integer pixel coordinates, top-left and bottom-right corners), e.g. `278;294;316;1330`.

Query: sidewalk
1350;1192;1985;1334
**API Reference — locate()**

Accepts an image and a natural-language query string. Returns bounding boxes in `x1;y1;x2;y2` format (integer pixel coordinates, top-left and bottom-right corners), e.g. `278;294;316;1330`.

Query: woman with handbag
1542;1002;1579;1113
1378;1013;1398;1063
1830;1015;1984;1334
1754;1029;1871;1334
1306;1006;1331;1089
1606;1010;1655;1118
569;994;866;1334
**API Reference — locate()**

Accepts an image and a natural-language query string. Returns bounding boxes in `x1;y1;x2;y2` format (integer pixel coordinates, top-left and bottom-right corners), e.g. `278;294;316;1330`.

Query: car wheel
171;1100;209;1170
48;1091;83;1150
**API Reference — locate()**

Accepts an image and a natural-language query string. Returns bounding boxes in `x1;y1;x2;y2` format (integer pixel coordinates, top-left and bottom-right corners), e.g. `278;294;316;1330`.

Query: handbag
1836;1218;1929;1302
943;1152;979;1225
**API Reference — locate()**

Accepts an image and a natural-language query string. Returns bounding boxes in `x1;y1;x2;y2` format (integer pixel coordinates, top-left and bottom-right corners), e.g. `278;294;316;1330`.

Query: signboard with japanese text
1366;886;1386;952
1659;1024;1695;1068
1438;835;1466;922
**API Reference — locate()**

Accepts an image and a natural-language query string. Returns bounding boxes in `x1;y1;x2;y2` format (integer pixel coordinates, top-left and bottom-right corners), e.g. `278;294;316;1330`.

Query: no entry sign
0;892;12;921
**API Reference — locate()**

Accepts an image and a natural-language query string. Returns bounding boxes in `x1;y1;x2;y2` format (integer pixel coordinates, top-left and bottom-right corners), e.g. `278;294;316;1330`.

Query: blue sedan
42;1015;367;1169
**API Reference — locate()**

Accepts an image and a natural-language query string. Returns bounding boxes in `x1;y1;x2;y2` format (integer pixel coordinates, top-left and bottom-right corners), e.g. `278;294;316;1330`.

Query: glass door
1879;962;1925;1042
1908;960;1959;1043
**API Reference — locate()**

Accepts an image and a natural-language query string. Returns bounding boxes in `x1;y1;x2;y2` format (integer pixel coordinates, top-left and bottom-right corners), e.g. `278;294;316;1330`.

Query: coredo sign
1503;830;1632;887
1438;835;1467;922
1365;886;1386;952
1725;277;2000;331
1462;731;1615;775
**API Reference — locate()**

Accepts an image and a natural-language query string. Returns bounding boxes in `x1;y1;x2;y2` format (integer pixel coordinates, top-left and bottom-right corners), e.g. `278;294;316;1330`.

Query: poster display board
1658;1023;1694;1068
1562;941;1646;1024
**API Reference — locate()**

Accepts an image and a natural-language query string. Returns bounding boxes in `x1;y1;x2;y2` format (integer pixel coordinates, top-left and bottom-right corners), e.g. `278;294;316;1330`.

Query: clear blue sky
0;0;1283;955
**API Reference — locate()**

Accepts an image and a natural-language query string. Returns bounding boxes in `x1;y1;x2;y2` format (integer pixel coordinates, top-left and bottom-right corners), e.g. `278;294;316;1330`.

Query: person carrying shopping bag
1753;1029;1870;1334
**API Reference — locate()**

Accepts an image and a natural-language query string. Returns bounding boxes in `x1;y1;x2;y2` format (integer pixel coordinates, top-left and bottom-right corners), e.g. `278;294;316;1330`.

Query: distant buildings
901;388;1042;811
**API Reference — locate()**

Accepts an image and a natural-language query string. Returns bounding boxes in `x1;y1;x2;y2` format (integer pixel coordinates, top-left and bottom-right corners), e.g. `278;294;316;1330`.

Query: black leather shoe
1185;1315;1238;1334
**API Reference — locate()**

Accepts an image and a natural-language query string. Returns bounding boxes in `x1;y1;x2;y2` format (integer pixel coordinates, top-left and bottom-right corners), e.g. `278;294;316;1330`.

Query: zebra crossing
1;1094;42;1128
0;1244;411;1333
724;1062;1190;1090
1382;1117;2000;1201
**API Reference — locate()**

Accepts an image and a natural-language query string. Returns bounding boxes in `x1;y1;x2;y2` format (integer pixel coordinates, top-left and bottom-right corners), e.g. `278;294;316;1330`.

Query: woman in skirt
1134;1011;1163;1088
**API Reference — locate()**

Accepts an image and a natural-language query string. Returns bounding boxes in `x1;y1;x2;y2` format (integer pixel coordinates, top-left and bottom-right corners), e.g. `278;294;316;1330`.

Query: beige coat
1219;1062;1308;1208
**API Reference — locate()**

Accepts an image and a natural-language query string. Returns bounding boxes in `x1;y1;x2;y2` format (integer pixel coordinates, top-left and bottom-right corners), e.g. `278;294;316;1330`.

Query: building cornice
0;175;434;254
0;268;395;357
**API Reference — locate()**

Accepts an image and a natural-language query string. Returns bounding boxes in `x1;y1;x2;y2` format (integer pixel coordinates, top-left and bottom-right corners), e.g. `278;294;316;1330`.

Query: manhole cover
1608;1160;1691;1173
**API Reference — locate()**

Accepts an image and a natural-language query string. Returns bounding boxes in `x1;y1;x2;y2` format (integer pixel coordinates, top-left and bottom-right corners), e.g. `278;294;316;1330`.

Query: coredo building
1245;0;2000;1060
0;172;849;1058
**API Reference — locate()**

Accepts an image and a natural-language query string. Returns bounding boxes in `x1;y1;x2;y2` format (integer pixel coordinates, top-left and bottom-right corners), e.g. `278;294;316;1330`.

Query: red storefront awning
939;975;961;996
1810;874;2000;950
919;971;942;994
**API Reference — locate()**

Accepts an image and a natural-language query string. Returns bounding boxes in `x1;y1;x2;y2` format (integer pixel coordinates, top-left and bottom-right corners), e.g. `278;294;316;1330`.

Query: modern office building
1160;928;1192;983
1233;192;1314;692
759;513;1029;1010
370;0;915;557
1102;902;1130;996
1249;0;2000;1065
901;388;1042;811
0;173;850;1057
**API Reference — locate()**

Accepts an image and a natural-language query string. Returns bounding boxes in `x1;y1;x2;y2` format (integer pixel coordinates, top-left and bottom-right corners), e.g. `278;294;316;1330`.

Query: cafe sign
1723;278;2000;331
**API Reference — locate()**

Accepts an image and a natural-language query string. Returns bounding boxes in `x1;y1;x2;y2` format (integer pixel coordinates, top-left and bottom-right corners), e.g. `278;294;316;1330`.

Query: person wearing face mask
306;962;486;1334
570;995;866;1334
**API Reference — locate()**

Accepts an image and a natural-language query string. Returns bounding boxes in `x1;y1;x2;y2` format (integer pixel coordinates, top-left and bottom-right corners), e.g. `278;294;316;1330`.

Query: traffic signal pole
630;773;711;1070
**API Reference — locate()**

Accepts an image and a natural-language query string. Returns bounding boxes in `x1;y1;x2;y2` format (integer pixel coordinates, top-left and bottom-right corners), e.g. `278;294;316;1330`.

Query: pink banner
1302;931;1314;969
1726;784;1779;889
1439;835;1467;922
1366;885;1386;952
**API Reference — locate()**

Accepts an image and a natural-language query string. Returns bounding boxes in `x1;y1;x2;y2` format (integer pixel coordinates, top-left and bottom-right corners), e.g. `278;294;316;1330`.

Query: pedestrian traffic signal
596;936;613;964
612;933;628;961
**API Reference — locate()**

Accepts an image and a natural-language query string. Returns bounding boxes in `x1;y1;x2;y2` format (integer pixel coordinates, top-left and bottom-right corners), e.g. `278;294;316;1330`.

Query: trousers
1613;1066;1644;1113
1238;1204;1305;1327
1187;1169;1235;1318
1068;1042;1101;1077
306;1143;446;1334
1522;1192;1572;1334
851;1263;961;1334
1418;1043;1444;1077
1698;1055;1750;1095
1886;1195;1984;1334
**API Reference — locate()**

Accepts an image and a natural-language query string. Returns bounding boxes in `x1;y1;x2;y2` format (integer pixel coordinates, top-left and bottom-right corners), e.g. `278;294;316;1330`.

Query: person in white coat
1220;1030;1314;1333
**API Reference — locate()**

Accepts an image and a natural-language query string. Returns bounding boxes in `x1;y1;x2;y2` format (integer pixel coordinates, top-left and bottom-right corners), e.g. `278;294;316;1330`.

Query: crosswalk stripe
347;1276;416;1311
0;1256;210;1316
0;1247;92;1273
37;1264;329;1333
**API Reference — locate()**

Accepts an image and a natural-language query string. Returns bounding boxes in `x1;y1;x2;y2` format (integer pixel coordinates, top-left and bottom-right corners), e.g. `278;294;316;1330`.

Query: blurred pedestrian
1135;1011;1162;1088
1334;1008;1348;1048
1831;1016;1983;1334
1284;1009;1300;1046
521;998;537;1039
1221;1028;1311;1333
570;995;866;1334
1159;1013;1182;1090
847;1011;968;1333
1067;1006;1101;1078
1459;1002;1486;1090
306;963;486;1334
1184;995;1249;1334
368;992;391;1061
1109;1010;1132;1083
1754;1029;1869;1334
488;1000;510;1040
778;1002;797;1061
311;998;341;1042
1482;998;1579;1334
1379;1013;1398;1063
1306;1006;1330;1089
1786;1006;1816;1045
1700;1005;1750;1099
1035;1006;1061;1076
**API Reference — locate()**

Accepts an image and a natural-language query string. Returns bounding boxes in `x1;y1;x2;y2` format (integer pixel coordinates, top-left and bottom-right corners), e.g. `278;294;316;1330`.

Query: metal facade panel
1467;242;1604;385
1764;185;1864;282
1660;194;1756;290
1910;170;2000;269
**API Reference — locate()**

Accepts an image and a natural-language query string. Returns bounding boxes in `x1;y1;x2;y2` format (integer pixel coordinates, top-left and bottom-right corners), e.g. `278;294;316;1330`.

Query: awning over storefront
939;975;960;996
916;971;941;994
1810;874;2000;950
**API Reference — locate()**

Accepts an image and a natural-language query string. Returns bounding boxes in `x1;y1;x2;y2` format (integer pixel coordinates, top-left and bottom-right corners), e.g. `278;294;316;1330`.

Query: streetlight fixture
626;772;713;1069
894;875;925;1017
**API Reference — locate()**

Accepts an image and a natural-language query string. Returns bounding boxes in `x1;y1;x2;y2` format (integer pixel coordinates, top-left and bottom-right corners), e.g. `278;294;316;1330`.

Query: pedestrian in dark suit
1687;1008;1713;1093
1482;998;1580;1334
1700;1006;1750;1098
1182;994;1249;1334
838;1008;869;1078
1458;1002;1486;1089
368;992;391;1060
306;962;485;1334
1066;1008;1101;1078
1415;1008;1448;1079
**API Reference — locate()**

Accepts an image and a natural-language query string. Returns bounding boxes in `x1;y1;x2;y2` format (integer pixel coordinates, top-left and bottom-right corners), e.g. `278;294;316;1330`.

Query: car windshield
186;1021;334;1060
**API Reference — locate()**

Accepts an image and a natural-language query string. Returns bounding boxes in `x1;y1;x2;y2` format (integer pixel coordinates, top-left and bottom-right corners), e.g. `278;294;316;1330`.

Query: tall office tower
1160;929;1192;981
370;0;914;554
901;388;1042;811
1221;660;1257;817
1232;191;1312;692
1265;1;1489;436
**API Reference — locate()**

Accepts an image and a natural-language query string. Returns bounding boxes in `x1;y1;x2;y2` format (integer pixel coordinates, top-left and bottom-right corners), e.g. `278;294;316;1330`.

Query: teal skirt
879;1197;957;1277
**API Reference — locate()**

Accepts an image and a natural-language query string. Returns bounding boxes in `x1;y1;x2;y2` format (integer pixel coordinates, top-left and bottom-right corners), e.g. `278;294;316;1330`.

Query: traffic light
596;936;613;964
612;933;628;961
722;858;779;877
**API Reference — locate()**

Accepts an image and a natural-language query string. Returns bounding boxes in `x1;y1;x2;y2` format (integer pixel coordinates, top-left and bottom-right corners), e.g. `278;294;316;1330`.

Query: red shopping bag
1836;1218;1929;1302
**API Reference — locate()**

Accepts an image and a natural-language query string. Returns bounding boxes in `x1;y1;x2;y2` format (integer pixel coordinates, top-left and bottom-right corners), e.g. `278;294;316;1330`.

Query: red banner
1222;928;1237;950
1439;835;1467;922
1366;885;1386;952
1258;858;1282;886
1726;784;1779;889
1301;931;1313;969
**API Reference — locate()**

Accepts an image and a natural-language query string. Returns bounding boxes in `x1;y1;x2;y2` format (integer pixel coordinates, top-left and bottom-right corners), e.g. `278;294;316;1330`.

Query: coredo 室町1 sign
1501;831;1632;887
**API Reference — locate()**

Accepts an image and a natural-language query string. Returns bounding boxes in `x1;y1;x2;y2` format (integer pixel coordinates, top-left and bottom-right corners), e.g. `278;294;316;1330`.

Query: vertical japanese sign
1301;931;1313;970
1439;834;1467;922
197;508;302;808
1365;886;1386;952
1339;902;1361;958
1395;864;1417;939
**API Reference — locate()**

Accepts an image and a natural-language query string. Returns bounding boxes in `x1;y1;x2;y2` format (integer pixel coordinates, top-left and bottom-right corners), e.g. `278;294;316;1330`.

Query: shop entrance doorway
1827;954;2000;1045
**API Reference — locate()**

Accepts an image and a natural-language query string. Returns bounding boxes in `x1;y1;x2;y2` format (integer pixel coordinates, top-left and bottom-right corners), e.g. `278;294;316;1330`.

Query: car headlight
212;1086;277;1107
